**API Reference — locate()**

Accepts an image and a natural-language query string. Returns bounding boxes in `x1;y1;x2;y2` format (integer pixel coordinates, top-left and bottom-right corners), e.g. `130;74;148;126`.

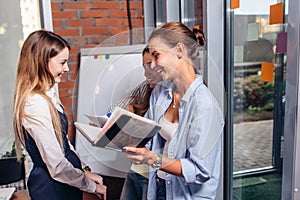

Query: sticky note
270;2;284;25
193;25;200;30
231;0;240;9
247;22;259;41
261;62;274;82
234;45;244;63
276;32;287;53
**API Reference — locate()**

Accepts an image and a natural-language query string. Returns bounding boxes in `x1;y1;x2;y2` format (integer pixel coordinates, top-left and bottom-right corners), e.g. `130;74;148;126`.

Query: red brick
124;19;144;27
61;97;74;105
59;81;75;89
69;63;79;71
111;27;129;35
68;19;93;27
121;1;143;10
50;2;61;11
133;1;144;9
81;10;107;18
95;18;123;27
54;29;79;37
109;10;129;18
69;54;80;63
93;2;120;9
70;47;80;55
52;19;62;27
82;27;109;35
59;89;69;97
52;11;77;19
70;72;79;81
86;36;102;44
63;2;92;9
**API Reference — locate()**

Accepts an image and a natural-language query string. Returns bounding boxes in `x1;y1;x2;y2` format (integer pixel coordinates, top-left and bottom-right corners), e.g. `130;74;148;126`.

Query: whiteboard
75;44;146;178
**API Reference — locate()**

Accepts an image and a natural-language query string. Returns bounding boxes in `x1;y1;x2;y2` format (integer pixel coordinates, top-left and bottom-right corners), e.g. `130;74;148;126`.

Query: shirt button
167;181;171;185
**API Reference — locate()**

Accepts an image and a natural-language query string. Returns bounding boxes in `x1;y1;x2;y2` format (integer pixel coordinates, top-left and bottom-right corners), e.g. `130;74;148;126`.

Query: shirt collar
46;87;63;112
161;75;204;102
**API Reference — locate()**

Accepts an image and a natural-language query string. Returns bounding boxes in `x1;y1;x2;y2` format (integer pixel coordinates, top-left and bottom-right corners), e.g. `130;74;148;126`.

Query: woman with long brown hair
13;30;106;200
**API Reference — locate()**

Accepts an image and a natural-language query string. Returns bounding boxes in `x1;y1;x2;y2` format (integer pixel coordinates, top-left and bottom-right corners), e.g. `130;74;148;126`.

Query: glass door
230;0;288;199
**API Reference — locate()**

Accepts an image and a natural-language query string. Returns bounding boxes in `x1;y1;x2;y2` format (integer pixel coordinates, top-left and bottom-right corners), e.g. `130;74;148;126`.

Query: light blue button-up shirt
145;75;224;200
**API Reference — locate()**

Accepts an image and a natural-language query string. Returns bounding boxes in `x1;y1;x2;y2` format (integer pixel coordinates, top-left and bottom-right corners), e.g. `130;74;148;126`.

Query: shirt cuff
180;158;210;184
85;177;97;193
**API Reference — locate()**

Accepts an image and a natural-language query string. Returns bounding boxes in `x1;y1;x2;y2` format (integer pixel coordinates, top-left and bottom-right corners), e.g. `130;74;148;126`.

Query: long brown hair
13;30;70;159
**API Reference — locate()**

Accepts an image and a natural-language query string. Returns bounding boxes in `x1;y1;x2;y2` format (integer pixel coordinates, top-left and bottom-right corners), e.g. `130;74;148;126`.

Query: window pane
232;0;286;199
0;0;41;155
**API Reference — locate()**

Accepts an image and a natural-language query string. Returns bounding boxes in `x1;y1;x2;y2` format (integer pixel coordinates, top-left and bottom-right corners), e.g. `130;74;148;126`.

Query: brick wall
50;0;145;144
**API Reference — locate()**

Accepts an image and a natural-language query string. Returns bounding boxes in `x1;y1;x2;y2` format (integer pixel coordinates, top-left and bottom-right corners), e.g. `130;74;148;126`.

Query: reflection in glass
232;0;287;199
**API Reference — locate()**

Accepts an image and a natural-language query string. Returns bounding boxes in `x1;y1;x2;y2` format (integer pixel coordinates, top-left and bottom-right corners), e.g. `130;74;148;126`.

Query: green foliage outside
1;142;17;158
233;74;275;116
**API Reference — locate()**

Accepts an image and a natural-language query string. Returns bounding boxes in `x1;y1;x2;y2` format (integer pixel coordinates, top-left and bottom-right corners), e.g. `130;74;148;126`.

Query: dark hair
142;45;150;56
130;85;153;117
129;46;153;117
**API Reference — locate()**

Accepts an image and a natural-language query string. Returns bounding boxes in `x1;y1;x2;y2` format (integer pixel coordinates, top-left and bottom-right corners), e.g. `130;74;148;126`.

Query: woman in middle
123;22;224;200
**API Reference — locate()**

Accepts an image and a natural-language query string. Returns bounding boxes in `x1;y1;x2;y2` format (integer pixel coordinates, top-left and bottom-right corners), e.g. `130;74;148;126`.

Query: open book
84;113;109;127
75;107;161;151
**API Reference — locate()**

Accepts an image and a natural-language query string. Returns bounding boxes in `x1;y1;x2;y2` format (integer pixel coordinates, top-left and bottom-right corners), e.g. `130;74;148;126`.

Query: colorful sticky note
270;2;284;25
276;32;287;53
261;62;274;82
231;0;240;9
247;22;259;41
193;25;200;30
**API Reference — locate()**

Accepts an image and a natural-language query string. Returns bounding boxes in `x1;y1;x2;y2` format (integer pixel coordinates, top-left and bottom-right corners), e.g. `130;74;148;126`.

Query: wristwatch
82;165;91;172
151;153;162;170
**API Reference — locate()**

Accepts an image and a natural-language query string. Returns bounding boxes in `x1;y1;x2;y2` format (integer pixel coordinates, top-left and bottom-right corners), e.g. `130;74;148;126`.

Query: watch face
151;153;162;170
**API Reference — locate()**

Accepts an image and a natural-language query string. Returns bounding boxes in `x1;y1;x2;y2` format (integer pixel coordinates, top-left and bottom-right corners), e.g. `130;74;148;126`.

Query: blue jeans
156;176;166;200
120;170;148;200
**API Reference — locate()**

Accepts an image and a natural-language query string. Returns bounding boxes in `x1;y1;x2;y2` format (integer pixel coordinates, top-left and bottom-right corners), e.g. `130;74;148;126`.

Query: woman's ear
176;43;184;59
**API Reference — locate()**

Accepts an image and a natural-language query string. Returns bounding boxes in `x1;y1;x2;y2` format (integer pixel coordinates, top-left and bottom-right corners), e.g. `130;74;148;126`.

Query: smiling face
143;51;162;88
148;37;179;81
48;47;69;83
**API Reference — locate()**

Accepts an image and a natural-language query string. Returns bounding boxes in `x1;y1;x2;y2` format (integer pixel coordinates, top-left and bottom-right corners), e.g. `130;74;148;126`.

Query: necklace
172;92;177;108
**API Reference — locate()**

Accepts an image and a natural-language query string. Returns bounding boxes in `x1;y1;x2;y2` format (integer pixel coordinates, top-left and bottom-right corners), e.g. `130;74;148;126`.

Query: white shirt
22;91;96;193
157;114;178;179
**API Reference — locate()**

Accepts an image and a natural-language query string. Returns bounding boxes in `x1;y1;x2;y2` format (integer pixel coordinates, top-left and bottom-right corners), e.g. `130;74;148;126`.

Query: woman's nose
64;63;69;72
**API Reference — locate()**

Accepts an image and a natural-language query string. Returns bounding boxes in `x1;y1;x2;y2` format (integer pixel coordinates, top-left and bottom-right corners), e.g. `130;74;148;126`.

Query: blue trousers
120;169;148;200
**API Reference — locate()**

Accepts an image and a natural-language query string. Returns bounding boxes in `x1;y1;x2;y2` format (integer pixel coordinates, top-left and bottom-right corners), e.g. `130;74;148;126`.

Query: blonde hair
13;30;70;159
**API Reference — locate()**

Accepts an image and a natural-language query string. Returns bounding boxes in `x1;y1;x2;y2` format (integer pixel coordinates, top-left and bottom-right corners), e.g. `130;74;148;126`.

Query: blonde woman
13;30;106;200
123;22;224;199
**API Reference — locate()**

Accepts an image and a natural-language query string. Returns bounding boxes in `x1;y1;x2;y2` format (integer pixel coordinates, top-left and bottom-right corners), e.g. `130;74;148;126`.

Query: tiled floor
233;120;274;172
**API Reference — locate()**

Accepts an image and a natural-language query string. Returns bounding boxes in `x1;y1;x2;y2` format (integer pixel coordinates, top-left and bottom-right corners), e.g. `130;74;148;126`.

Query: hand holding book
75;107;161;151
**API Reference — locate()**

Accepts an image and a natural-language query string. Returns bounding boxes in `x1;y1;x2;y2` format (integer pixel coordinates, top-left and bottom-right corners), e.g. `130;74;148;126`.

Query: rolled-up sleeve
23;94;96;193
